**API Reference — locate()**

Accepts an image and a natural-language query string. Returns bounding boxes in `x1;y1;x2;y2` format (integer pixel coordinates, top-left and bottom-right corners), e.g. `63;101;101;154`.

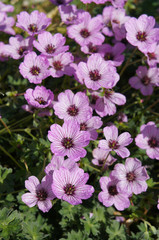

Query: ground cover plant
0;0;159;239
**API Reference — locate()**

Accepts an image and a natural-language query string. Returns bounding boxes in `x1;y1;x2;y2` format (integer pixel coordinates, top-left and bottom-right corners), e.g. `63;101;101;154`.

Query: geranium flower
22;175;55;212
112;158;149;195
53;90;92;122
135;122;159;160
52;167;94;205
129;66;159;96
125;14;159;53
98;175;130;211
24;86;54;109
16;10;51;36
48;120;90;159
98;125;133;158
19;52;50;84
76;54;119;90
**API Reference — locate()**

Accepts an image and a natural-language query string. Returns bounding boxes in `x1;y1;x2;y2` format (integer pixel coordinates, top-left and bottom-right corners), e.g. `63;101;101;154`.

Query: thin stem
0;145;24;170
84;163;101;172
101;152;110;172
0;118;11;135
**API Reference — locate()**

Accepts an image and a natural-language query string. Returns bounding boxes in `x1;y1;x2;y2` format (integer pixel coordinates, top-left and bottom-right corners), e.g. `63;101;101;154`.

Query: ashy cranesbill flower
129;66;159;96
67;12;104;46
24;86;54;109
95;89;126;117
98;125;133;158
5;35;33;59
98;42;126;66
33;31;69;57
48;52;74;78
76;54;119;90
22;175;55;212
135;122;159;160
125;14;159;53
145;44;159;67
52;167;94;205
117;112;128;123
98;175;130;211
45;155;79;176
19;52;50;84
16;10;51;36
0;42;9;61
0;2;14;12
53;90;92;122
58;4;84;25
48;120;90;159
78;116;103;140
111;158;149;195
92;148;116;168
0;12;15;35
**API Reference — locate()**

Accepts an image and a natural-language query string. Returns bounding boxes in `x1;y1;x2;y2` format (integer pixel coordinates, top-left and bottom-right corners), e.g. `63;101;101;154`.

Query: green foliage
0;165;12;184
106;221;127;240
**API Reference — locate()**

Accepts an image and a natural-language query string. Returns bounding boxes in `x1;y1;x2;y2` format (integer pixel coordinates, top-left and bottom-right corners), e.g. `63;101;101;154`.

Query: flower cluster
2;0;158;215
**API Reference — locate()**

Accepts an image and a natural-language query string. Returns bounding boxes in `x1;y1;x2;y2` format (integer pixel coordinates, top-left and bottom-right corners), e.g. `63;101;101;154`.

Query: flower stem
120;47;137;77
101;152;110;172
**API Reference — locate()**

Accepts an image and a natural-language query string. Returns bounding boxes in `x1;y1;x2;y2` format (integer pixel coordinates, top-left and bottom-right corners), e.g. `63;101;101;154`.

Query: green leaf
0;165;12;184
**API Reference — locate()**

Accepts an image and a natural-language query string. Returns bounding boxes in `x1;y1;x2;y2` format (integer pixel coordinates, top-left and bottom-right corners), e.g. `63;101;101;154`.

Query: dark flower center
141;76;151;85
53;61;63;70
136;31;147;42
18;46;27;56
108;185;118;196
106;20;112;29
147;52;156;60
61;137;74;149
80;123;87;131
80;28;90;38
112;19;120;24
67;104;79;116
88;43;98;53
148;137;158;148
64;183;75;195
104;52;113;61
105;89;113;98
36;188;48;201
56;0;64;4
30;66;40;76
98;159;104;165
45;44;55;54
28;24;38;33
126;172;136;182
89;69;101;81
35;97;47;105
90;95;99;105
108;140;119;150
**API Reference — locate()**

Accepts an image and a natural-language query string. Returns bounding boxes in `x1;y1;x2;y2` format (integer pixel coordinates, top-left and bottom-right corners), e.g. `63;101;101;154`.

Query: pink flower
53;90;92;122
52;167;94;205
0;2;14;12
0;12;15;35
77;54;119;90
33;31;69;57
19;52;50;84
98;175;130;211
135;122;159;160
24;86;54;109
95;89;126;117
92;148;116;168
5;35;33;59
16;10;51;36
79;116;103;140
67;12;104;46
125;14;159;53
111;158;149;195
45;155;79;175
48;52;74;78
98;125;133;158
21;175;55;212
48;120;90;160
129;66;159;96
98;42;126;66
145;44;159;67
